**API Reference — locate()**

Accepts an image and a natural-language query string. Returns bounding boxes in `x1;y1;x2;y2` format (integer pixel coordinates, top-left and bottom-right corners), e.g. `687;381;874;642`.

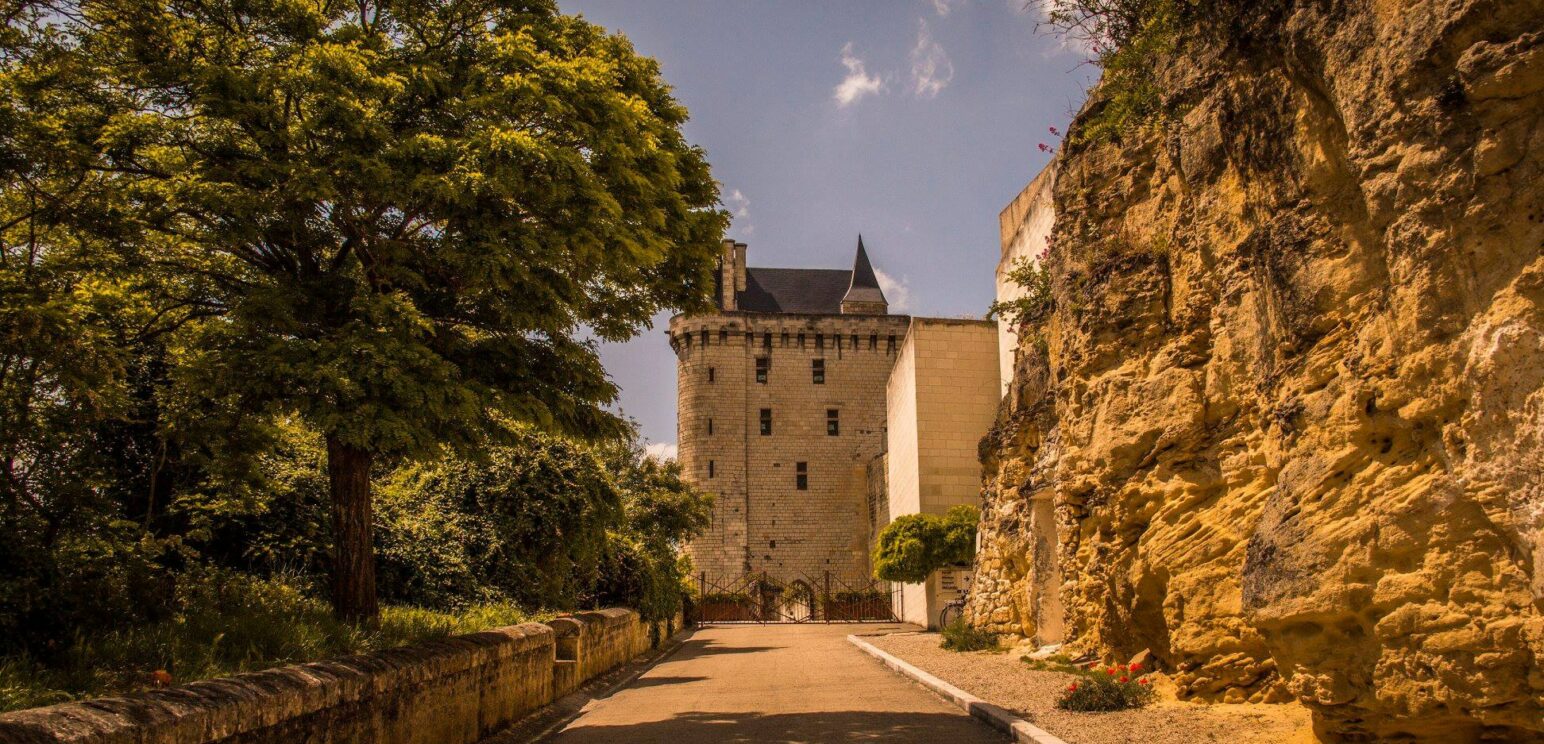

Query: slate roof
725;236;889;315
734;267;853;314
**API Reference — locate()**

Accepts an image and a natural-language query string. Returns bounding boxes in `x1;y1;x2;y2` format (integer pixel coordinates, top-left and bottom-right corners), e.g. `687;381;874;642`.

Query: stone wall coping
567;608;636;628
0;622;556;743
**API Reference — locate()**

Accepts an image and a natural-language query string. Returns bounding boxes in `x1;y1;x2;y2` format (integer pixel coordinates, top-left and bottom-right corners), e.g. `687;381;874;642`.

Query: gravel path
865;633;1313;744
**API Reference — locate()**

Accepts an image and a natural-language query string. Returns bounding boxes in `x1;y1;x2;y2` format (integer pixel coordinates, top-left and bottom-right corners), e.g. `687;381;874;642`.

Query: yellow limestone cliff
966;1;1543;741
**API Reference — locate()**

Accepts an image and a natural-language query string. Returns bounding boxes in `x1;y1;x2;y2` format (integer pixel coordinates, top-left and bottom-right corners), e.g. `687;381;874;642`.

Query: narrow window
781;330;789;347
708;366;716;383
812;359;826;384
815;333;824;349
684;334;692;348
835;335;843;350
869;334;878;350
827;409;840;436
745;331;754;345
760;409;773;436
700;329;709;346
762;332;772;349
755;356;769;384
851;334;859;349
707;418;714;435
887;334;897;351
719;328;728;343
708;460;715;478
796;462;808;491
798;332;806;348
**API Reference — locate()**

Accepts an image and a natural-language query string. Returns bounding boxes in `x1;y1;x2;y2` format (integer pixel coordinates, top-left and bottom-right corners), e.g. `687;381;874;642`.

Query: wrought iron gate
693;571;902;624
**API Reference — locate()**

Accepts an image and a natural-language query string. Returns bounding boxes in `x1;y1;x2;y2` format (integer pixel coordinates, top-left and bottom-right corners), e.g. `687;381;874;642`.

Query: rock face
966;1;1543;741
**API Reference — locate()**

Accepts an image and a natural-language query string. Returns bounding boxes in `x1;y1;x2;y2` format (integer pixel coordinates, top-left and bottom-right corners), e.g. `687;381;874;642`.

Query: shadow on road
553;710;1006;743
671;640;785;658
622;675;709;689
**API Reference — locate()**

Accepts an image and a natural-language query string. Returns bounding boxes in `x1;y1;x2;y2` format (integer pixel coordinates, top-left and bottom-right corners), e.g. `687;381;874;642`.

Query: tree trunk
326;435;378;624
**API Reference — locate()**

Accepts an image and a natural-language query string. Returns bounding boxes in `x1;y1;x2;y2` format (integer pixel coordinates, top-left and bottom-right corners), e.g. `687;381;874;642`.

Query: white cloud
725;188;753;236
875;268;913;313
910;20;954;98
833;42;885;107
728;189;750;218
645;442;678;461
931;0;962;16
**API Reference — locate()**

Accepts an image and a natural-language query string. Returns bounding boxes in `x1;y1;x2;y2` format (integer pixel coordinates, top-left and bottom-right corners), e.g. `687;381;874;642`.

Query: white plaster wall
996;162;1057;395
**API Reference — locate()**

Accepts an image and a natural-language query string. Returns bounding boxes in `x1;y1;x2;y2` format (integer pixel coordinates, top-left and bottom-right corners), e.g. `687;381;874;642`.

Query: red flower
151;669;173;687
1106;667;1117;675
1049;126;1061;136
1119;676;1129;683
1139;678;1150;686
1129;663;1142;673
1067;683;1078;692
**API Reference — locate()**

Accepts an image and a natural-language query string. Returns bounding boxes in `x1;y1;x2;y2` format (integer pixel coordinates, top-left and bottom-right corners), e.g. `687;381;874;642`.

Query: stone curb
847;634;1071;744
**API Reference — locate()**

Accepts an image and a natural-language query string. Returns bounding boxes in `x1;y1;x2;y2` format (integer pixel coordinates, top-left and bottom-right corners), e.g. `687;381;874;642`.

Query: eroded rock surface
967;1;1542;740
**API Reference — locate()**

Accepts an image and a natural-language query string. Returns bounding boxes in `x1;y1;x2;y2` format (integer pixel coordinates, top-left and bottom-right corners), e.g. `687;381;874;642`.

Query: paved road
545;623;1006;743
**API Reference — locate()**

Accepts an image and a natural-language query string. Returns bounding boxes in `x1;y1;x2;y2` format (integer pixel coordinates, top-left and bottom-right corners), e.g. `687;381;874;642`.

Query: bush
1055;663;1156;711
1035;0;1200;143
873;505;977;583
0;569;541;713
377;429;622;611
939;618;999;652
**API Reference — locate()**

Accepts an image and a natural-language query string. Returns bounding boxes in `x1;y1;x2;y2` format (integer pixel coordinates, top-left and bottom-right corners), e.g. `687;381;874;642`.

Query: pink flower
1038;143;1052;153
1049;126;1061;136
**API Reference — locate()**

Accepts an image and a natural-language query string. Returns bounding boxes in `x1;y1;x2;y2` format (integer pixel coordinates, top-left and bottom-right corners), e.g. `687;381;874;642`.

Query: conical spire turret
841;235;888;314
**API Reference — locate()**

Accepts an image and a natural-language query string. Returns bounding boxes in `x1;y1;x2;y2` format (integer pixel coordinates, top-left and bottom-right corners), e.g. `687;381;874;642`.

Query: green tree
29;0;725;621
593;441;711;619
872;505;978;584
377;428;622;610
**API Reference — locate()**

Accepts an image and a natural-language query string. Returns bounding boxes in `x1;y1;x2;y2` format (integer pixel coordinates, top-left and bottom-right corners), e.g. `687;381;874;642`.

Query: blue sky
560;0;1096;455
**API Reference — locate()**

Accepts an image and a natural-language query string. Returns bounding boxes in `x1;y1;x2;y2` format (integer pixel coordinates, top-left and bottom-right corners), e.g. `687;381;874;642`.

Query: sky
560;0;1097;458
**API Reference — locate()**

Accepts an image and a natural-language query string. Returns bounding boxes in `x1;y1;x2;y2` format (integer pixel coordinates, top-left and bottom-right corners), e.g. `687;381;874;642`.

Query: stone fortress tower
670;237;910;583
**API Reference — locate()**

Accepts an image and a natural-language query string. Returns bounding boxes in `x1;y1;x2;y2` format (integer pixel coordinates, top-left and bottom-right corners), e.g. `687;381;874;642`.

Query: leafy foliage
1056;663;1157;711
377;428;622;610
0;0;719;701
872;505;978;583
591;442;713;620
6;0;728;620
939;617;999;652
1037;0;1192;143
988;256;1054;331
0;568;541;713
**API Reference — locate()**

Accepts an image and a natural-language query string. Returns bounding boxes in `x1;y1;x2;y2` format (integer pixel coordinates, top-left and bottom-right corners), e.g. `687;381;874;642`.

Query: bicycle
936;571;973;629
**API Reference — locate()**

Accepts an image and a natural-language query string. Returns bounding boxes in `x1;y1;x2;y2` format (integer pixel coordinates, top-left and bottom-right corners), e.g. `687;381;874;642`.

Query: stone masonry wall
673;311;911;583
966;2;1542;740
0;608;661;744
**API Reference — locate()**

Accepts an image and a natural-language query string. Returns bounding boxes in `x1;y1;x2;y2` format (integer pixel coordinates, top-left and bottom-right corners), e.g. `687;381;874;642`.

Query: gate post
824;571;832;622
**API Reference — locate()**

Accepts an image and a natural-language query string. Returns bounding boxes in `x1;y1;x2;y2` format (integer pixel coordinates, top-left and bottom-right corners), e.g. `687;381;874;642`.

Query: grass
939;617;1000;652
0;571;548;713
1021;652;1082;673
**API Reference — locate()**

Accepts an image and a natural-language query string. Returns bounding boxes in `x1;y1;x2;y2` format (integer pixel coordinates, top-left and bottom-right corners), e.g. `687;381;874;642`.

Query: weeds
939;618;1000;652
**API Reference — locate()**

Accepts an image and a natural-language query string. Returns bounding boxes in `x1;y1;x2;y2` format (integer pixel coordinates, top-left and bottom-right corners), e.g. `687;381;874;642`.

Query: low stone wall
0;608;674;744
